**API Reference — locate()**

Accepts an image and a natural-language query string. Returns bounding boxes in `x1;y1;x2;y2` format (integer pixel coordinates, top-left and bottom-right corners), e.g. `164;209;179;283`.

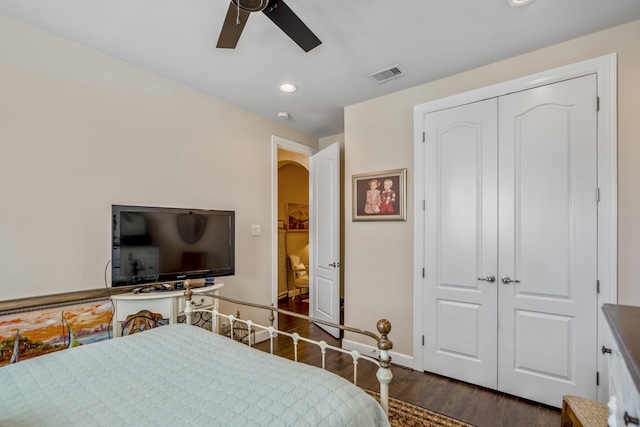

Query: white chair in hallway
287;254;309;300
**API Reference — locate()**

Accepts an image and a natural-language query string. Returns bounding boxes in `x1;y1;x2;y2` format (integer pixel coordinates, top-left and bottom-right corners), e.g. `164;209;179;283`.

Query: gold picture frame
352;168;407;221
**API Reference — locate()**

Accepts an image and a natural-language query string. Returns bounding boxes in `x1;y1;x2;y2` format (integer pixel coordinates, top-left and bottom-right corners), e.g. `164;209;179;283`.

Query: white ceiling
1;0;640;138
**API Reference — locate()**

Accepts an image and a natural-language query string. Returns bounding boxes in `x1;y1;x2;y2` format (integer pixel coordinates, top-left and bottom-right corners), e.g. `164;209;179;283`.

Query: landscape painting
0;300;113;367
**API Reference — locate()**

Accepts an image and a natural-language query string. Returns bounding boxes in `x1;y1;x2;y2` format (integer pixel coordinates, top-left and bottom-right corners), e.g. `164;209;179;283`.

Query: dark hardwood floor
261;297;561;427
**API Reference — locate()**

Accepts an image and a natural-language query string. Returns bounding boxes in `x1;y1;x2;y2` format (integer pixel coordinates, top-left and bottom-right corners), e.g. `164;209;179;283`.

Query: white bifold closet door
422;75;598;407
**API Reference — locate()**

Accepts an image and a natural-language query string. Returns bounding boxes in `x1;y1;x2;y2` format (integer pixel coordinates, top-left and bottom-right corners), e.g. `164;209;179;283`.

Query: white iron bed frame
182;281;394;416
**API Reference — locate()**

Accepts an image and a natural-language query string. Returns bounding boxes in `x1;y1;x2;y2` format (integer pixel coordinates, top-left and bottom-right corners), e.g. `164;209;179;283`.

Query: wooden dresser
603;304;640;426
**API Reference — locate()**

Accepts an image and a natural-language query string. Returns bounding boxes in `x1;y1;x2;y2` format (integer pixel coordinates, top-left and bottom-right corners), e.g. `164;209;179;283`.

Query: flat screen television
111;205;235;287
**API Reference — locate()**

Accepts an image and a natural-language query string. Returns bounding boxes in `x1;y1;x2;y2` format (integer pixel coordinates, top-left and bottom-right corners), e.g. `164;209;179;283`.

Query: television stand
111;282;224;337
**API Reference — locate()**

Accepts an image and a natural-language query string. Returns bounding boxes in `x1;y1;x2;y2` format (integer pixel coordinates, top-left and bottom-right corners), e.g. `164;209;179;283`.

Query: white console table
111;282;224;337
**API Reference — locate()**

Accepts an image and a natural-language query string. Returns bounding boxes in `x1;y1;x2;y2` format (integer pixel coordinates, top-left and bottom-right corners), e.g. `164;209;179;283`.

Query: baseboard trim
254;329;270;344
342;338;414;369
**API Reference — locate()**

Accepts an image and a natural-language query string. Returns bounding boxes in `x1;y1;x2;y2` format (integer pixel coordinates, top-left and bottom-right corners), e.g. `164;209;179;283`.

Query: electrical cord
104;259;115;339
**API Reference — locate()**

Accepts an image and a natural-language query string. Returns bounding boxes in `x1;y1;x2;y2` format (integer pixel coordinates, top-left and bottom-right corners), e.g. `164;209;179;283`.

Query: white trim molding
270;135;318;329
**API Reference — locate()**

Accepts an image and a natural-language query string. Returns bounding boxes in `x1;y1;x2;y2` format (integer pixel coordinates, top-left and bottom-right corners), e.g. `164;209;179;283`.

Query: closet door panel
518;108;571;297
439;125;483;287
497;75;599;406
423;99;498;389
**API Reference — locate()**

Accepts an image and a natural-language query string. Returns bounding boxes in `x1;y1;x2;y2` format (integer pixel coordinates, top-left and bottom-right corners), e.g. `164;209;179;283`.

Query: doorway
271;137;343;339
277;147;310;318
271;136;317;325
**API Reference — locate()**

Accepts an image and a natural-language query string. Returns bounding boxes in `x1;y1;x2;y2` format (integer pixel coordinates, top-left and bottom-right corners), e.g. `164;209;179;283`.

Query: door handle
328;262;340;268
477;275;496;283
501;276;520;284
624;412;640;426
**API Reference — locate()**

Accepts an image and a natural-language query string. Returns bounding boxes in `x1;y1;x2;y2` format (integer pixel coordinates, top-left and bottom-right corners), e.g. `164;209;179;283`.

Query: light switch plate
251;225;261;236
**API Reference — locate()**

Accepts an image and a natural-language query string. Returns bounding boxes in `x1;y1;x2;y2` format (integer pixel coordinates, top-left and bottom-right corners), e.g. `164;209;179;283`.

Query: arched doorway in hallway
277;148;310;318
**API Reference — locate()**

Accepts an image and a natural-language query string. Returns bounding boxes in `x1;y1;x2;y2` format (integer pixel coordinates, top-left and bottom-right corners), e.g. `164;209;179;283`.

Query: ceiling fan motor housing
232;0;269;12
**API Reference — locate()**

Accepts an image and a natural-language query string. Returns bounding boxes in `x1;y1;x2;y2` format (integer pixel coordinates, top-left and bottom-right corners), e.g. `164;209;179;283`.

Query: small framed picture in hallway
352;168;406;221
285;203;309;231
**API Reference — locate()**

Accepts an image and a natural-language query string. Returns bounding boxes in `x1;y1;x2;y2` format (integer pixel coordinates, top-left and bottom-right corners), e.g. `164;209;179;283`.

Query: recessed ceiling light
279;83;298;93
509;0;535;6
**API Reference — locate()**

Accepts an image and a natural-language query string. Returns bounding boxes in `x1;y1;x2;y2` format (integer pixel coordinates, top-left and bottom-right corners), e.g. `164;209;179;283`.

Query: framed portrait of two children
352;168;407;221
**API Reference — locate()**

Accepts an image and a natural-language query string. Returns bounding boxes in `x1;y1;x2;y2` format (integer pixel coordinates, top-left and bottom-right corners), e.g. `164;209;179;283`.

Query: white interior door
309;143;341;338
497;75;598;405
423;99;499;388
422;75;598;406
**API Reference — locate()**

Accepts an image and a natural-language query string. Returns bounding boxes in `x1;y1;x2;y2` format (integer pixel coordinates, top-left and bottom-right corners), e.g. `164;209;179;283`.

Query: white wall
319;134;344;151
344;20;640;357
0;15;317;303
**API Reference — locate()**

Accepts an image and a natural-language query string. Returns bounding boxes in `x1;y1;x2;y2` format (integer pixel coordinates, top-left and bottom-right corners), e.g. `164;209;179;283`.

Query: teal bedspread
0;323;389;426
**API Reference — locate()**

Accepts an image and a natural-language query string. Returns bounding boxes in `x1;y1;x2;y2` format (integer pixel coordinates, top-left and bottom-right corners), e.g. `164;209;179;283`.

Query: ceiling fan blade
216;2;251;49
262;0;321;52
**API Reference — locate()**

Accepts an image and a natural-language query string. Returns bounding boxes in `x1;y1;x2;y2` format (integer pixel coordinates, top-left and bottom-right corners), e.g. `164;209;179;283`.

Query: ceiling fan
216;0;322;52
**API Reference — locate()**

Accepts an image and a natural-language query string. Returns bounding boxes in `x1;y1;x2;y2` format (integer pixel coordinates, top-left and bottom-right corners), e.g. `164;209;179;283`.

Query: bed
0;285;393;427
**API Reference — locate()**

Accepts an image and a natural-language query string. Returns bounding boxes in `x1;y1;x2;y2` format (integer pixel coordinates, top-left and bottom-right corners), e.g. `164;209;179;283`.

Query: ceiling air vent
368;64;406;84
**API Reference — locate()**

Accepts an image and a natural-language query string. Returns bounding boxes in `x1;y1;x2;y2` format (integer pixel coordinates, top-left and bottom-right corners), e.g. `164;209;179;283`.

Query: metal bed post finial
269;303;275;327
183;280;193;325
375;319;393;416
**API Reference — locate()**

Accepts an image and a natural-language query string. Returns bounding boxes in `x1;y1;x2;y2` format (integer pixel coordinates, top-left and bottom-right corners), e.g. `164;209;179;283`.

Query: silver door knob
501;276;520;284
477;275;496;283
328;262;340;268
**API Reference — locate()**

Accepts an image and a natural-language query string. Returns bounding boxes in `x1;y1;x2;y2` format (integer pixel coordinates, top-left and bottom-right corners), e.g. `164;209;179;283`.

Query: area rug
364;390;475;427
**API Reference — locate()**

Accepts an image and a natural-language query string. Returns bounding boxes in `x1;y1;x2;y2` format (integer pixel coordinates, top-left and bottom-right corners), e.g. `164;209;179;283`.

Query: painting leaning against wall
0;300;113;367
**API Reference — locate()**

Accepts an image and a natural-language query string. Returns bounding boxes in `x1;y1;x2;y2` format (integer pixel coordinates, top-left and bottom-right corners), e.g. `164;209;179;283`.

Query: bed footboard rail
182;281;393;416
